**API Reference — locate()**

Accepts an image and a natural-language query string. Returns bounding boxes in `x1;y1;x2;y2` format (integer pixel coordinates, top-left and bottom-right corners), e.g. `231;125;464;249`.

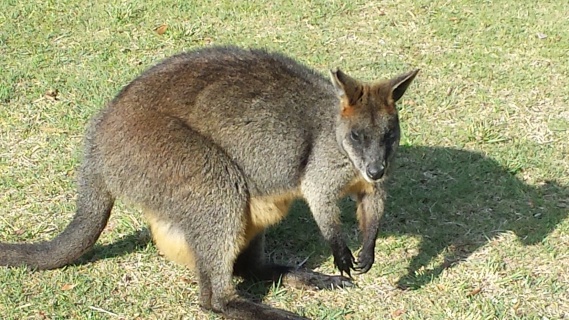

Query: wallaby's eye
350;130;362;142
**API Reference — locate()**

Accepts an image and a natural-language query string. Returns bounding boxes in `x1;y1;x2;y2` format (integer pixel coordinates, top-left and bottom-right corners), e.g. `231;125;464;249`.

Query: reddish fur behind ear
340;86;366;117
341;103;356;117
340;96;356;118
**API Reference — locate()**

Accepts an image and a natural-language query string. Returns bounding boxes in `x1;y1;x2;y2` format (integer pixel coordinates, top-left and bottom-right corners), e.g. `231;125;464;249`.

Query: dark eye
350;130;362;142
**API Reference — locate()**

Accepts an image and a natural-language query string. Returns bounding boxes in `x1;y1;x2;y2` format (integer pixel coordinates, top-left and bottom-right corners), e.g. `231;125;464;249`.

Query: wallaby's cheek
387;140;399;162
342;140;366;176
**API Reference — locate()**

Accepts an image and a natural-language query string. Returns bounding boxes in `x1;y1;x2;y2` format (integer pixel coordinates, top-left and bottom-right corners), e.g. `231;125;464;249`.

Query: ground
0;0;568;319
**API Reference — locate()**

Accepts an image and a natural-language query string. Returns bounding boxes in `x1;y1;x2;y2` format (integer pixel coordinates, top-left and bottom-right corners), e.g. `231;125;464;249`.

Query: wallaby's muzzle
366;161;386;181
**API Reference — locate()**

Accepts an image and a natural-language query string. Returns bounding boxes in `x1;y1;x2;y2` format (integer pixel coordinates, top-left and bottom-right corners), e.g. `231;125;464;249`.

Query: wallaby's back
98;47;338;199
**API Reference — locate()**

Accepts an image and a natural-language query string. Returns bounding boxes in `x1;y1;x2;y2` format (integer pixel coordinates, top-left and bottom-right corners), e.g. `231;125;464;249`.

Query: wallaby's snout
366;161;386;181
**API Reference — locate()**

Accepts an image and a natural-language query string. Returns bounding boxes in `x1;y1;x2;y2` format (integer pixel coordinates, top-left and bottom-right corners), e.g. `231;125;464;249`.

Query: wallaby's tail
0;167;114;269
0;121;114;270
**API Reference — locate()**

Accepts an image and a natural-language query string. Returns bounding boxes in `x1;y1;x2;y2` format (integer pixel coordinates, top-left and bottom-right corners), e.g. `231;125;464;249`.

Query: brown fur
0;46;419;320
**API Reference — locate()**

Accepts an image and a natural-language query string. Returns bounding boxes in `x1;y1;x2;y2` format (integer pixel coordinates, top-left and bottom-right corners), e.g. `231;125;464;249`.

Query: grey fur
0;46;419;319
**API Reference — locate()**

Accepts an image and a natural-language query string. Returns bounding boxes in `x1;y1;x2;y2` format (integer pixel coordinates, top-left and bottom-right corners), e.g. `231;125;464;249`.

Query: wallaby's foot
207;297;310;320
281;268;354;290
246;263;353;290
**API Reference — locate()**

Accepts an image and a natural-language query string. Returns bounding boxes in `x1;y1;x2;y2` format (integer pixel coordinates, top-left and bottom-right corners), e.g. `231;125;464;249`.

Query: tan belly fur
145;211;198;270
144;190;299;270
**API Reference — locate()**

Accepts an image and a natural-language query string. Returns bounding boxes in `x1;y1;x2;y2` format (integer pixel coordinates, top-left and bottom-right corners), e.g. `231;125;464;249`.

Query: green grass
1;0;568;319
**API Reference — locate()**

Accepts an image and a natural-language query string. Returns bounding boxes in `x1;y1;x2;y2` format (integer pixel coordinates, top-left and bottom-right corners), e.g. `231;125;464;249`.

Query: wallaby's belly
144;189;300;270
246;188;301;237
145;210;197;270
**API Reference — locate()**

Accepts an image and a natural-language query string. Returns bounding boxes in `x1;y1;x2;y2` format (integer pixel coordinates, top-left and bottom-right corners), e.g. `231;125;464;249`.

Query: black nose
366;164;385;181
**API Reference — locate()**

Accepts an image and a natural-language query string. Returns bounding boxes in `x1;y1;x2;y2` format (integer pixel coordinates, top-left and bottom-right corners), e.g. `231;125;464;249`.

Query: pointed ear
390;69;420;102
329;69;361;101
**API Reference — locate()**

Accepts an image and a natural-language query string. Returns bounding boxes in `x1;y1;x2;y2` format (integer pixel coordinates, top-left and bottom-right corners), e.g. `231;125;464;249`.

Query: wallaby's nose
366;164;385;181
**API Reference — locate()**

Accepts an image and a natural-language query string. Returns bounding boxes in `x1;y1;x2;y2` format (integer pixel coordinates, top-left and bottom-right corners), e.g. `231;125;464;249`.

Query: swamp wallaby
0;46;419;320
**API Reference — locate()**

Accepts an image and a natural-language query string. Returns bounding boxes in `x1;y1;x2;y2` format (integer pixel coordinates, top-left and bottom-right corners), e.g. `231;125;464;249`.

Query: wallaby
0;46;419;320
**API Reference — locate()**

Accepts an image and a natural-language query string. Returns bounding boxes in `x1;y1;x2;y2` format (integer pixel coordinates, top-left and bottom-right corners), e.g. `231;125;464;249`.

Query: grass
1;0;568;319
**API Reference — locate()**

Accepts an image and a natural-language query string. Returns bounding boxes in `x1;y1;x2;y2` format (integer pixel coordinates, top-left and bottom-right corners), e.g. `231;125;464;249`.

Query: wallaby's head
330;68;419;183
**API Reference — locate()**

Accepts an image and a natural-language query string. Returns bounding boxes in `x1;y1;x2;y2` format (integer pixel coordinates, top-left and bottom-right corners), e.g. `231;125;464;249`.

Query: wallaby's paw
354;248;375;274
332;243;355;278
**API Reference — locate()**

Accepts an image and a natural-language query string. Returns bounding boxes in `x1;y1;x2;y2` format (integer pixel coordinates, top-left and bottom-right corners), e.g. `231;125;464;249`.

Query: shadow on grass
265;145;568;290
76;145;568;294
386;146;568;289
75;230;151;266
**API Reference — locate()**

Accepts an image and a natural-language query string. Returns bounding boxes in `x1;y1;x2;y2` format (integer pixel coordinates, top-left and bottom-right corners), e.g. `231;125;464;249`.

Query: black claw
338;279;354;288
353;250;374;275
331;241;358;280
327;275;354;289
353;263;371;275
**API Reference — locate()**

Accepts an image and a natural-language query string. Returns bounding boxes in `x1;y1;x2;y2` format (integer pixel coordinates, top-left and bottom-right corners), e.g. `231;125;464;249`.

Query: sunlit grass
1;0;568;319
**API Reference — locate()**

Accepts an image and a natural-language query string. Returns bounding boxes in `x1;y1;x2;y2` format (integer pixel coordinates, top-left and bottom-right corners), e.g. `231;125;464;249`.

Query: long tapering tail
0;162;114;270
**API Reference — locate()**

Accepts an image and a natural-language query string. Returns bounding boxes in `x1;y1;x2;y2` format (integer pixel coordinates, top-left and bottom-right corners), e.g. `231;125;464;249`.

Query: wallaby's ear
329;69;361;101
390;69;420;102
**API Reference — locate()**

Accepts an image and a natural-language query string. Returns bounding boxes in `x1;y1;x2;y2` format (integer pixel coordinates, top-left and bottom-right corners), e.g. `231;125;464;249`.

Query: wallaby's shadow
266;145;568;290
74;229;152;266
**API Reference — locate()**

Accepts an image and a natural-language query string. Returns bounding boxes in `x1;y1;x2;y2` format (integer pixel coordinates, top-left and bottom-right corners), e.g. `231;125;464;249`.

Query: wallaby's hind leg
186;187;309;320
234;231;353;290
196;261;213;310
127;116;308;320
233;232;291;281
196;240;309;320
181;183;308;319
